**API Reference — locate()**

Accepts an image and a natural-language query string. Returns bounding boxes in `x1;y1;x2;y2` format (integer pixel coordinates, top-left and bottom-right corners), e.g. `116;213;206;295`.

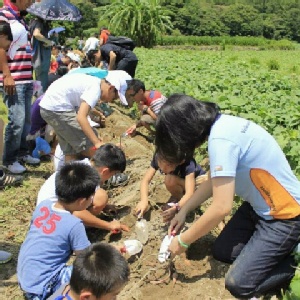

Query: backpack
106;35;136;51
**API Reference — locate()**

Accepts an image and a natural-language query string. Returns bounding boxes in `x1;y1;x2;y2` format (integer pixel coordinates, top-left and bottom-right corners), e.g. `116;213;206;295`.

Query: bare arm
73;209;128;231
77;101;103;148
33;28;52;46
135;166;156;218
145;107;157;120
162;172;197;223
169;177;235;256
0;49;15;95
178;172;196;208
108;51;116;70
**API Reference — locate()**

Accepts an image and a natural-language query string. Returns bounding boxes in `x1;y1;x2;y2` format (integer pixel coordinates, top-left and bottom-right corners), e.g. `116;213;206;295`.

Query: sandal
0;170;23;189
102;173;130;189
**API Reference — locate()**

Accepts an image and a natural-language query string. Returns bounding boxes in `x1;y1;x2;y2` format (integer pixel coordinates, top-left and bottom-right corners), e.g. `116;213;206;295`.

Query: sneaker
7;161;26;174
0;170;23;188
103;173;130;189
21;155;40;165
0;250;12;264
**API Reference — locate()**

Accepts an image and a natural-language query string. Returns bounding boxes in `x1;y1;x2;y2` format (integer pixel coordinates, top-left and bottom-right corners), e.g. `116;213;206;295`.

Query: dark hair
70;242;129;297
55;162;100;203
91;143;126;172
0;21;13;42
57;65;68;76
52;44;61;51
155;94;220;164
126;79;145;93
80;57;92;68
86;49;99;66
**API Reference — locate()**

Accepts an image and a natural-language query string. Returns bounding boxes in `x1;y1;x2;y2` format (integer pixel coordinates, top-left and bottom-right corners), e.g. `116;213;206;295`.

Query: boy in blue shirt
17;162;100;300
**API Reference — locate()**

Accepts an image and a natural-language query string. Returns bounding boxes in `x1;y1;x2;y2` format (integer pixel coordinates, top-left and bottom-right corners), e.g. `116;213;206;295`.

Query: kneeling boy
18;163;99;299
37;144;129;232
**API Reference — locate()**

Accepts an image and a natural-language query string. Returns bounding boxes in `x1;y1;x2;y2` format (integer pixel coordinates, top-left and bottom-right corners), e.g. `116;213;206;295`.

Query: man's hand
4;75;16;96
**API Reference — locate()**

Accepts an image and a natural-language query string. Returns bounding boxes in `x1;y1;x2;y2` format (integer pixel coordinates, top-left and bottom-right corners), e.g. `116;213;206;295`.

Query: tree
221;4;263;36
97;0;173;48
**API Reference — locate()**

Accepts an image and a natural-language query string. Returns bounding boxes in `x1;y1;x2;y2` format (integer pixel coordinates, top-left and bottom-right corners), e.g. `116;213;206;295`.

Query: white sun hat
105;70;132;105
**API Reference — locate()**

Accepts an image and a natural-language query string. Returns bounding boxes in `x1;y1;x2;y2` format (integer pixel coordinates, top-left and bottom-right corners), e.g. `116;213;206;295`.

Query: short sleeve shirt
151;154;205;179
39;73;101;112
36;159;99;206
17;200;91;294
208;114;300;220
145;90;167;115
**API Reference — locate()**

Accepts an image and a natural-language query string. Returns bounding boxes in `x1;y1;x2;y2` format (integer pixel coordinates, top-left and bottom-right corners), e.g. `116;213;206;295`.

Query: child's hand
109;220;130;233
126;125;136;136
134;201;148;219
162;206;177;223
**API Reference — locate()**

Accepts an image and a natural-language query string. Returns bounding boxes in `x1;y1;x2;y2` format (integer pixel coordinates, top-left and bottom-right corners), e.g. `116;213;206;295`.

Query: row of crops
135;48;300;178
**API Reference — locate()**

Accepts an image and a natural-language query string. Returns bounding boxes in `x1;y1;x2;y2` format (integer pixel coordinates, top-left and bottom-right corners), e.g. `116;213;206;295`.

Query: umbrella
48;26;65;37
27;0;82;21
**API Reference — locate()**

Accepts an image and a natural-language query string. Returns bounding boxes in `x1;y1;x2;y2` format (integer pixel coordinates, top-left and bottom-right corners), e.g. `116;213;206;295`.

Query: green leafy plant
96;0;173;48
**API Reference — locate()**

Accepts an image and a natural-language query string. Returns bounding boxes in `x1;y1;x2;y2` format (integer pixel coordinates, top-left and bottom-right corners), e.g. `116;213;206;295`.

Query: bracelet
174;203;180;212
177;234;190;249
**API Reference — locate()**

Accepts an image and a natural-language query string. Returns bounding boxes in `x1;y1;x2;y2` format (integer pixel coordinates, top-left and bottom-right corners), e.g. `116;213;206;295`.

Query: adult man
0;0;40;174
100;43;138;77
0;19;32;262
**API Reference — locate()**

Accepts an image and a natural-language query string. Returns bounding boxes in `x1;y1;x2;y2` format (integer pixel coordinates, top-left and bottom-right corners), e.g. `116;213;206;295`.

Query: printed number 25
33;207;61;234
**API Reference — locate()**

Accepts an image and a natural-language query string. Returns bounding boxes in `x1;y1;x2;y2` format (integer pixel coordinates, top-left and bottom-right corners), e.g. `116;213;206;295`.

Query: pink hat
8;21;28;60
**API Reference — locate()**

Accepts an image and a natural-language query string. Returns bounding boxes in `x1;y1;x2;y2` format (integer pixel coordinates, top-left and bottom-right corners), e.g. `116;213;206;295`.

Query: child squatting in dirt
37;143;129;233
134;151;207;222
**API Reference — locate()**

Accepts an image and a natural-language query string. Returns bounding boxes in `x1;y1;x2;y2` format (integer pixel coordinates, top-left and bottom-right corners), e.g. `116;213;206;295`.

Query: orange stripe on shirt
250;168;300;219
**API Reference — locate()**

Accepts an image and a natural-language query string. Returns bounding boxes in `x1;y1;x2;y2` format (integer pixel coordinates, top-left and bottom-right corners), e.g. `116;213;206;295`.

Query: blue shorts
24;265;73;300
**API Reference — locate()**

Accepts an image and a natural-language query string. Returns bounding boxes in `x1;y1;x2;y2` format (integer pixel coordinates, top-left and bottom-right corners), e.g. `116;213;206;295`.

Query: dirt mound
0;104;233;300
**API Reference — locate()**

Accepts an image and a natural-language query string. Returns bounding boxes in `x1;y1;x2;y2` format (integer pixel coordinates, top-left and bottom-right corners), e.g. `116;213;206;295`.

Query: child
135;151;206;222
39;70;130;162
17;162;100;300
37;144;129;232
47;242;130;300
125;79;167;136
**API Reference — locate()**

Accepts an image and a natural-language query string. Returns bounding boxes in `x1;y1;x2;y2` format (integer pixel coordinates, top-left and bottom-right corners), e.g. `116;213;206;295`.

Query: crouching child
17;162;100;300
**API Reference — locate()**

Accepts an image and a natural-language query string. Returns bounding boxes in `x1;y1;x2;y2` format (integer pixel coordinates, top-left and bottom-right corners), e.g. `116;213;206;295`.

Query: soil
0;103;235;300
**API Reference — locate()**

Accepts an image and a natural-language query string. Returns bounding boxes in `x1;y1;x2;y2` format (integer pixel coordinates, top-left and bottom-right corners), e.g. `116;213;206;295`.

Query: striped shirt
0;6;33;85
145;90;167;116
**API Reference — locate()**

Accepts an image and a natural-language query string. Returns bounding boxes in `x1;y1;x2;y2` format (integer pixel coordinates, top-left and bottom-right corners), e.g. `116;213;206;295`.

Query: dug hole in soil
0;103;234;300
